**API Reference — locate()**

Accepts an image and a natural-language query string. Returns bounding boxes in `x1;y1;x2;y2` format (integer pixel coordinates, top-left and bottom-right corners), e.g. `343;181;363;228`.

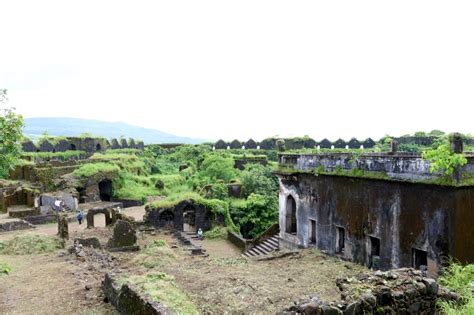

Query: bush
438;262;474;314
0;262;11;275
204;226;228;239
240;164;279;198
197;155;236;183
422;139;467;176
230;193;278;238
210;183;228;200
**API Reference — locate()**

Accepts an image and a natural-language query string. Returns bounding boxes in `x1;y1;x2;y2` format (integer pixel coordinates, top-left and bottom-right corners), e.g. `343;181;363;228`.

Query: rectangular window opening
413;248;428;270
309;220;317;244
369;236;381;269
336;226;345;253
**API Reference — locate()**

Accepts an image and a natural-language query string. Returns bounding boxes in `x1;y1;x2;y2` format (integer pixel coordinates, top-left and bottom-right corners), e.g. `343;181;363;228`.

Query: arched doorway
96;143;102;151
285;195;297;234
70;143;77;151
98;180;113;201
183;206;196;232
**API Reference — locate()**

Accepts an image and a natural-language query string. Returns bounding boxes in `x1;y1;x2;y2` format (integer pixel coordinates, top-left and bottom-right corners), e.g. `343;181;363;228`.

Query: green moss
73;162;120;177
125;273;199;314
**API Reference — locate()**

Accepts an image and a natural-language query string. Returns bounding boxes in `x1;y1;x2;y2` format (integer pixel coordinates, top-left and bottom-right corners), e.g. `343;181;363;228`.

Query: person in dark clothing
76;210;84;225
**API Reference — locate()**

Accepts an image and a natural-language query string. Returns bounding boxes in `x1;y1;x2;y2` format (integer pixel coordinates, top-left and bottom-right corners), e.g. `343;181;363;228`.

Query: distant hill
23;117;205;144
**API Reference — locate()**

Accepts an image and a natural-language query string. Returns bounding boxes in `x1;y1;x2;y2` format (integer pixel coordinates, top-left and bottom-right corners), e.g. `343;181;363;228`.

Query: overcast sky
1;1;473;141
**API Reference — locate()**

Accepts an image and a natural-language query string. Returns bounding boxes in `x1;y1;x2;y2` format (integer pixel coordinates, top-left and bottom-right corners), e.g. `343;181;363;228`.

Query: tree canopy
0;90;24;178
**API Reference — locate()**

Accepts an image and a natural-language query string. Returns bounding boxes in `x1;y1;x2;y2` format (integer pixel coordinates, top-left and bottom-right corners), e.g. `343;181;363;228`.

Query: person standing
76;210;84;225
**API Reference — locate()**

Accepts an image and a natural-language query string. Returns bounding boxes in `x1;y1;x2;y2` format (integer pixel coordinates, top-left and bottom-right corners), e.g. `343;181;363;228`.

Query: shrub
240;164;279;198
438;262;474;314
210;183;228;200
230;193;278;238
0;262;11;275
422;139;467;176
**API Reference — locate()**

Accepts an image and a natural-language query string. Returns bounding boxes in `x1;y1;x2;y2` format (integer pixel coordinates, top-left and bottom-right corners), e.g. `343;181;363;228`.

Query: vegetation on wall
422;137;467;176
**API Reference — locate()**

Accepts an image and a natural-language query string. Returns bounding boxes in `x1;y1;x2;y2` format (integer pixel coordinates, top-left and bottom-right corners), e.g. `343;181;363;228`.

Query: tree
0;90;24;178
240;164;279;198
197;155;236;183
422;137;467;176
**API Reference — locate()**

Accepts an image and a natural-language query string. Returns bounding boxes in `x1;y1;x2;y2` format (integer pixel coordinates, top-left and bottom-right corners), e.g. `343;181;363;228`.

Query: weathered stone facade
145;200;225;232
277;152;474;276
21;136;144;153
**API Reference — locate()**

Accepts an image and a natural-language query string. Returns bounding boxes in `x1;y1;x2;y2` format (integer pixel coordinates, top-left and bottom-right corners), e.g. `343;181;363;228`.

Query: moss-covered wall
278;173;474;275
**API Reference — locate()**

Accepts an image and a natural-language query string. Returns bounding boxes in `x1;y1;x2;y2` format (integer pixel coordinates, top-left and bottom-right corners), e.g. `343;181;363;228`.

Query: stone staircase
172;231;208;256
243;234;279;257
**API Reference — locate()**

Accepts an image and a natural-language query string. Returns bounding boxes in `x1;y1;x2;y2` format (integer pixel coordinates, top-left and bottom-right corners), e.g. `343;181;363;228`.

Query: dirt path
0;206;146;243
0;206;146;315
0;254;116;315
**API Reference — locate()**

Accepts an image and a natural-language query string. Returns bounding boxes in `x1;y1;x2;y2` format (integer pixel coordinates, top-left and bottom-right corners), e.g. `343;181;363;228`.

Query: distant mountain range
23;117;205;144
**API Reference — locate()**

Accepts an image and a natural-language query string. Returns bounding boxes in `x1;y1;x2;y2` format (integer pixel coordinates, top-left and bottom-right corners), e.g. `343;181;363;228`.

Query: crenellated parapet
21;136;145;153
213;137;377;150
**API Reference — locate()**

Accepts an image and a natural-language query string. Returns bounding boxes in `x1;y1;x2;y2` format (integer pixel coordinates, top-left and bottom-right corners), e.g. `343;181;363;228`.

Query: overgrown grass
105;148;141;155
0;235;63;255
73;162;120;177
204;226;228;239
126;272;199;314
438;262;474;314
149;174;185;189
133;240;176;269
114;174;158;202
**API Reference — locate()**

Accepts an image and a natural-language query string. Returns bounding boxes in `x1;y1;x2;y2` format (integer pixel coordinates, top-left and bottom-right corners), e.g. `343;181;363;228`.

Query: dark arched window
285;195;297;234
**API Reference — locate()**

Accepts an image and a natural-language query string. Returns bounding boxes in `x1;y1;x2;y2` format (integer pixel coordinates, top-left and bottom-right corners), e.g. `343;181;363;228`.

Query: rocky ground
0;205;367;314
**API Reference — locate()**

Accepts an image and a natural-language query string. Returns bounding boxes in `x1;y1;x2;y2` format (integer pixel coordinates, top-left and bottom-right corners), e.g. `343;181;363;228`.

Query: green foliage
73;162;120;177
0;235;63;255
198;155;236;183
429;129;445;136
230;193;278;238
126;273;199;314
438;262;474;314
414;131;427;137
0;93;24;178
240;163;279;198
204;226;228;239
150;192;237;231
399;143;422;153
422;140;467;176
210;183;228;200
0;262;12;275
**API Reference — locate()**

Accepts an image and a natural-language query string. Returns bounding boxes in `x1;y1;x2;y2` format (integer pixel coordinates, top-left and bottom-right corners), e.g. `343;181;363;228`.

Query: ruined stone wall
145;200;225;231
21;137;144;153
279;152;474;183
214;137;377;150
277;173;474;275
285;268;460;314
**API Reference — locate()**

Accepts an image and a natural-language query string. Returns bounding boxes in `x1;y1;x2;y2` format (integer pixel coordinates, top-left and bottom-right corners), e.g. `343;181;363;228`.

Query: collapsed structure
276;137;474;276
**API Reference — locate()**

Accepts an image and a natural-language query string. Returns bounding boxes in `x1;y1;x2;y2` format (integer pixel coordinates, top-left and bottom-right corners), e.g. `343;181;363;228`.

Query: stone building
276;147;474;276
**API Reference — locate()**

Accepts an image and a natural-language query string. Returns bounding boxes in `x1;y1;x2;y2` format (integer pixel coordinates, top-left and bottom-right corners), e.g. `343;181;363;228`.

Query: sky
1;1;473;142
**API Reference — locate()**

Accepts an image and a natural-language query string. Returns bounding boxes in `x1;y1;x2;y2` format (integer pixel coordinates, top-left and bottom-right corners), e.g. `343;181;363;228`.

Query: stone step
258;243;274;253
